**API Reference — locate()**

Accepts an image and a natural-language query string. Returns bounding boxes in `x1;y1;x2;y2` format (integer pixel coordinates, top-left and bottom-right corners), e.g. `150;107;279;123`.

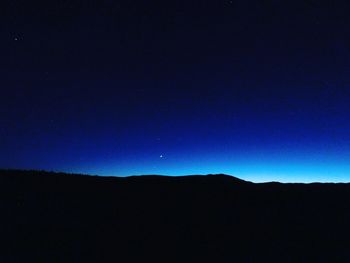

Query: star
160;155;164;158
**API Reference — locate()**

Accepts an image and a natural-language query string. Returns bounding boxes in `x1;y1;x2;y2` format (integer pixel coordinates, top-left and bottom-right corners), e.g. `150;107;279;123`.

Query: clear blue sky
1;0;350;182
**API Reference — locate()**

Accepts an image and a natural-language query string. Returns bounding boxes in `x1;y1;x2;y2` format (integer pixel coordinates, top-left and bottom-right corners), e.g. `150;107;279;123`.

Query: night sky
1;0;350;182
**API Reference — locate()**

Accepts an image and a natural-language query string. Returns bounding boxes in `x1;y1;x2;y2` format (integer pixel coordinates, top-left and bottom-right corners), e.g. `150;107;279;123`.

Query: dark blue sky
1;0;350;182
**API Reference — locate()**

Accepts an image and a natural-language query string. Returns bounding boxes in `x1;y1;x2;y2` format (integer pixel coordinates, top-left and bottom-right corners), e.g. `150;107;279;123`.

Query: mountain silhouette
1;169;350;262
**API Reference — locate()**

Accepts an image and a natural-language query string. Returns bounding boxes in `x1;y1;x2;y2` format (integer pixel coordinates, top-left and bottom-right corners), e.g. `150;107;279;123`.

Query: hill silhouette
1;169;350;262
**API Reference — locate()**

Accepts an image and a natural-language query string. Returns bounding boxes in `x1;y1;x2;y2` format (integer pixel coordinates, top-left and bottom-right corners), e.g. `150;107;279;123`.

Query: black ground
1;170;350;262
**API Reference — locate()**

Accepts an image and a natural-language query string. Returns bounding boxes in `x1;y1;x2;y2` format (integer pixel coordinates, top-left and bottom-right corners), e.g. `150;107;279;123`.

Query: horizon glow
1;1;350;183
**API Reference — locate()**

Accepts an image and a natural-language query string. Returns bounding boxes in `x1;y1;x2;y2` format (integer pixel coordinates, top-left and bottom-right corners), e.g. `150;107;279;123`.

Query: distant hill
1;169;350;262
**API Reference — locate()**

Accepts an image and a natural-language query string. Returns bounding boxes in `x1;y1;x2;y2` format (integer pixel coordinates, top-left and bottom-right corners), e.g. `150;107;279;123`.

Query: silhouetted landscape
2;169;350;262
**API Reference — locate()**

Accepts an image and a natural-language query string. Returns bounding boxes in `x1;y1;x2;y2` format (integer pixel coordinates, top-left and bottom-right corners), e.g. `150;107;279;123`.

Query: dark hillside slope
1;170;350;262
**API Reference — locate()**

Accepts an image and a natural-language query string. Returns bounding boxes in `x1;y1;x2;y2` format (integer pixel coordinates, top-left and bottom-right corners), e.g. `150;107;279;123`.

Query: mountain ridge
2;169;350;262
1;169;348;185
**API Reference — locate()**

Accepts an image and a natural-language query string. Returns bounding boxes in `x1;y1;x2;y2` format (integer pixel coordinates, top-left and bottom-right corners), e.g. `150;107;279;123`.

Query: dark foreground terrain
1;170;350;262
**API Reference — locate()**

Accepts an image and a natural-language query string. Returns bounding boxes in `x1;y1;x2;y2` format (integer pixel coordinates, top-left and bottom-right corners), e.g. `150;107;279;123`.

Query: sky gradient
1;0;350;182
